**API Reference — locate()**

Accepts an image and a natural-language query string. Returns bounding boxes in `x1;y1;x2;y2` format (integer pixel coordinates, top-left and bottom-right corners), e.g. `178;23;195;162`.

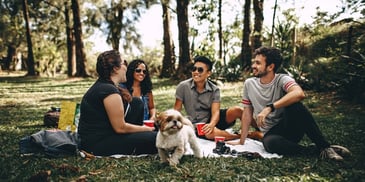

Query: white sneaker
330;145;351;157
320;147;343;161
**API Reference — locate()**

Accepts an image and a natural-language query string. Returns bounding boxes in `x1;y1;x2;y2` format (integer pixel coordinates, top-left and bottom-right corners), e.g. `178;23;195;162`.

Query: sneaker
330;145;351;157
320;147;343;161
300;144;319;156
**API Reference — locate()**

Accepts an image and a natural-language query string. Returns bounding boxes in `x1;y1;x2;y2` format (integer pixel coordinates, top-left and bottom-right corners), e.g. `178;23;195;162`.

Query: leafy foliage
0;75;364;181
212;58;242;82
260;5;365;104
297;21;365;104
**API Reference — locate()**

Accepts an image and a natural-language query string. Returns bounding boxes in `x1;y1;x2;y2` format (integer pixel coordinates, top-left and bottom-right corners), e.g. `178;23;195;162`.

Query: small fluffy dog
155;109;202;166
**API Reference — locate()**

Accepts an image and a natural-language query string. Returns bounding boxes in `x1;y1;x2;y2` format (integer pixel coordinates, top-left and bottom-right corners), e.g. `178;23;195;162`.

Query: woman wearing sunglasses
123;59;156;124
78;50;157;156
174;55;242;141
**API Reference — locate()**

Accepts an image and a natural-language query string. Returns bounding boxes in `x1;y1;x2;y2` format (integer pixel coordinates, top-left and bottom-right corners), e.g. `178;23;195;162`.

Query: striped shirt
242;74;297;133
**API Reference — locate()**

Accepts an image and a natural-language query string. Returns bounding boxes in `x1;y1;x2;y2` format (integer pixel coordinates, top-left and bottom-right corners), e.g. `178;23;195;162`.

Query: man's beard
254;69;268;78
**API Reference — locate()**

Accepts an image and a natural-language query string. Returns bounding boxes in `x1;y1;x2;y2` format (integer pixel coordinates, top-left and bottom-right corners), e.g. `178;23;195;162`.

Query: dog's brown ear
156;111;161;119
155;111;162;126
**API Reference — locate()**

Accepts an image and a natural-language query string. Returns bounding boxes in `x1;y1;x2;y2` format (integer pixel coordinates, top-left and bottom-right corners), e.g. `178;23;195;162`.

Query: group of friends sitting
77;46;350;161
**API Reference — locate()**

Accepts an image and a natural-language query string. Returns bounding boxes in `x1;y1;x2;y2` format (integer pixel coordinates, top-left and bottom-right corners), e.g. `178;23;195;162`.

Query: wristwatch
266;103;275;112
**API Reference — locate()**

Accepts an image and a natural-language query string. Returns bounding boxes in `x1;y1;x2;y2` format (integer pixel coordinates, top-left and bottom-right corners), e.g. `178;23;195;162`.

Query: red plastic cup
143;120;155;128
196;123;205;136
214;136;225;143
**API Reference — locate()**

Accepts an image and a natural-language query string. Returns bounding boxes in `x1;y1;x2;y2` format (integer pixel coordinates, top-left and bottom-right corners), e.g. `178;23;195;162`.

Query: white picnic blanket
101;138;281;159
192;138;281;158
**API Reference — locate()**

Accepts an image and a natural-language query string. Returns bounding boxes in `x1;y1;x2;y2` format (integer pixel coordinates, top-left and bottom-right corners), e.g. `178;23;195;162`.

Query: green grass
1;73;365;181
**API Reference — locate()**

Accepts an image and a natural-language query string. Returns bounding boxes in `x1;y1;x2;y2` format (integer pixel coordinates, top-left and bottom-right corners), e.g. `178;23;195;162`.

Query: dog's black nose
173;120;177;125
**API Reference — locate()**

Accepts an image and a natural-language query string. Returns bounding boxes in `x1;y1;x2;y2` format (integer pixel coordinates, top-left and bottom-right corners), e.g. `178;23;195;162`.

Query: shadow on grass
0;75;49;84
16;123;45;130
0;75;365;181
40;97;82;103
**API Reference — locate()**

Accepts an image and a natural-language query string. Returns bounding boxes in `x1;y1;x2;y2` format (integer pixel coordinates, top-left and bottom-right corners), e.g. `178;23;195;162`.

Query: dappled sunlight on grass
0;77;91;111
0;75;364;181
151;78;177;110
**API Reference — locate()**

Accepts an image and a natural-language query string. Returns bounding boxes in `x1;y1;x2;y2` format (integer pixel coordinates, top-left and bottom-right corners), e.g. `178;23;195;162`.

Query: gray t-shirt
175;78;220;123
242;74;298;133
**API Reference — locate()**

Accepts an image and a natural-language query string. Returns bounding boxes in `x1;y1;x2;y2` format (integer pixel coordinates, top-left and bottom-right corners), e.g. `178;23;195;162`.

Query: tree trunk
4;45;16;71
71;0;88;77
109;1;124;50
346;26;353;57
252;0;264;50
241;0;251;70
218;0;223;61
65;1;76;77
160;0;176;78
22;0;36;76
270;0;278;46
291;26;296;65
175;0;191;80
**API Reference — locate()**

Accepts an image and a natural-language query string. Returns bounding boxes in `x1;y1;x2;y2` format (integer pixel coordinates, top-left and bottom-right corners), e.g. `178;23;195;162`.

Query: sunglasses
135;68;147;74
191;66;205;73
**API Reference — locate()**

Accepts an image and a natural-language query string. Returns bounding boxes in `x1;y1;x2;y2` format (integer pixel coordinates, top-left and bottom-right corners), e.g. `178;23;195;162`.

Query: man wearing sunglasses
174;56;242;141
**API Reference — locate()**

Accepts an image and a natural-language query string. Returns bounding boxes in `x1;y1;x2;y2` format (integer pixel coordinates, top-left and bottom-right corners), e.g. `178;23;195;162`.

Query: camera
213;141;231;155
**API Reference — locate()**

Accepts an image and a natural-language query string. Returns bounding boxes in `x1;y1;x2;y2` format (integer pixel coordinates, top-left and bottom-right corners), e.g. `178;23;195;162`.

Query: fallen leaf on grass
76;175;87;182
88;169;103;175
28;170;51;182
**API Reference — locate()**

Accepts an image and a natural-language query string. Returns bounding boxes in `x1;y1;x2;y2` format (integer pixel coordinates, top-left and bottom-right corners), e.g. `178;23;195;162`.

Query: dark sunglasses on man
191;66;204;73
135;68;147;74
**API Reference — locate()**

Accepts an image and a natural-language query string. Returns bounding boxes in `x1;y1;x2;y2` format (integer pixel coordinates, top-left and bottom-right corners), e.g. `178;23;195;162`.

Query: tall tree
22;0;36;76
33;0;71;77
71;0;88;77
240;0;251;70
160;0;176;78
65;1;76;76
270;0;278;46
191;0;218;61
107;1;124;50
175;0;191;79
252;0;263;50
217;0;223;60
0;0;24;71
95;1;154;54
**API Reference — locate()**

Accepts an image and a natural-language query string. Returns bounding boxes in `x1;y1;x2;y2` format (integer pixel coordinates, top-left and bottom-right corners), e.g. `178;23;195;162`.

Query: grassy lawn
1;73;364;181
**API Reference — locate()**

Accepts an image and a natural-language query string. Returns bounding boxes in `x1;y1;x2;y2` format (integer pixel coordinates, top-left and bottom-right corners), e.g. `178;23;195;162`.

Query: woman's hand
142;125;155;131
149;116;156;121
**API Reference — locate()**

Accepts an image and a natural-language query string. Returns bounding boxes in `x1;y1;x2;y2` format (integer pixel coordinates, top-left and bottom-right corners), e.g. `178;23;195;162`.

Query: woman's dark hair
253;46;283;73
96;50;132;103
125;59;152;95
96;50;123;81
